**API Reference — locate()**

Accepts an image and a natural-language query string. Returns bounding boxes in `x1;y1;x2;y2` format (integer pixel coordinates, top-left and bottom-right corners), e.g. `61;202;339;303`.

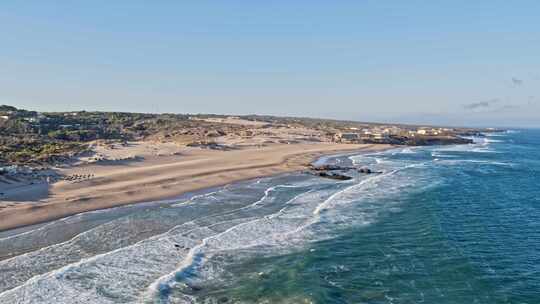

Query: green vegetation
0;137;86;165
0;105;242;165
0;105;491;166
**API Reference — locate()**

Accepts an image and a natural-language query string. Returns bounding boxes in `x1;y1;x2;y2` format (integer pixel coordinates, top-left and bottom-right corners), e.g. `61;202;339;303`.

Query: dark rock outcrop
313;171;352;180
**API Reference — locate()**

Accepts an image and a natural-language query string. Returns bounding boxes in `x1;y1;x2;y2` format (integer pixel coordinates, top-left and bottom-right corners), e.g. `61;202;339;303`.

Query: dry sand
0;143;391;231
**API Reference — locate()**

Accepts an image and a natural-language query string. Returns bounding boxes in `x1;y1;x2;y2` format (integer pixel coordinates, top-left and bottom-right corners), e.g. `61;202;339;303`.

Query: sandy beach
0;143;390;232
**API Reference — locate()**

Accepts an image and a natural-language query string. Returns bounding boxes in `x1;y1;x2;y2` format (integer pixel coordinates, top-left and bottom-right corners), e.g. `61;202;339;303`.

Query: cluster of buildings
0;109;46;123
333;126;455;143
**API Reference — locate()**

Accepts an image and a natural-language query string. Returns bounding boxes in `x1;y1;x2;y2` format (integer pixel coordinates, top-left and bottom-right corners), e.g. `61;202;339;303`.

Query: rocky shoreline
307;164;382;181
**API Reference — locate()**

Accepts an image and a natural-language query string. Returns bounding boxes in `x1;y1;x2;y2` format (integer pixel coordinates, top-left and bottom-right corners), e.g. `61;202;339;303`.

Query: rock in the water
315;171;352;180
308;164;353;171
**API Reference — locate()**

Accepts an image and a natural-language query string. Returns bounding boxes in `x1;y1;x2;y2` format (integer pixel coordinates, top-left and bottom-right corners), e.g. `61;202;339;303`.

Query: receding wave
0;149;437;303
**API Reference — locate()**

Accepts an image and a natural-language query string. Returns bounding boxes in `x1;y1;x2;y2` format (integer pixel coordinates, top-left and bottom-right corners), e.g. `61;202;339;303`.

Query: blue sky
1;1;539;127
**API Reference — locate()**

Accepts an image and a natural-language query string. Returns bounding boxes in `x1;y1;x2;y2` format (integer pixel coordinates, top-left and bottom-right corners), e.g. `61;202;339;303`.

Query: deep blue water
0;130;538;303
197;130;540;303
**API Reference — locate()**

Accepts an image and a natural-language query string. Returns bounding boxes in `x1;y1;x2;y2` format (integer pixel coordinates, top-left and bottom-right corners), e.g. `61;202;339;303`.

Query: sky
1;1;539;128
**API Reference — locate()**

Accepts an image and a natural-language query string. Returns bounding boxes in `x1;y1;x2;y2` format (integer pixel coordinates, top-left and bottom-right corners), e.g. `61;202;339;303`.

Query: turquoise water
0;130;539;303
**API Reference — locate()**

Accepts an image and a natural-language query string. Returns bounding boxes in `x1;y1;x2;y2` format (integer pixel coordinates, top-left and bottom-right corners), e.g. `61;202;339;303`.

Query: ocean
0;129;539;303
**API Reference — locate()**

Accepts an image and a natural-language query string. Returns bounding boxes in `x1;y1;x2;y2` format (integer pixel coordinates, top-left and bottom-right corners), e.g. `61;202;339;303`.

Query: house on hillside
334;132;360;143
417;128;440;136
372;132;388;140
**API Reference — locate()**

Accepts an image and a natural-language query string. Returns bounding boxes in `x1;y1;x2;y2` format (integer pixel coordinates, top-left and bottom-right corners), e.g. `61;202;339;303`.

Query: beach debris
62;173;95;183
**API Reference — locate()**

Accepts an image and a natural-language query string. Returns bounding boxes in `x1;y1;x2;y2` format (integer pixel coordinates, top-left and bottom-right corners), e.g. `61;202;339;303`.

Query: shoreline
0;143;392;232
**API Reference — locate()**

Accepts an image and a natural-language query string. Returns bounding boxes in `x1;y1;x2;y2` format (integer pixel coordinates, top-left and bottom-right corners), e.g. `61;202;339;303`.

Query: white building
416;128;440;136
334;132;360;142
372;133;388;140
